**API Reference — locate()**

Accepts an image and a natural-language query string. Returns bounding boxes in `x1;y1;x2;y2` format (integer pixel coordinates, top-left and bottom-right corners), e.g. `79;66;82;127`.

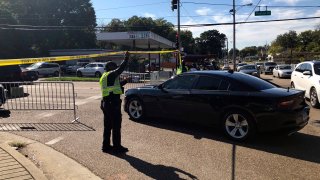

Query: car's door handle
172;95;184;99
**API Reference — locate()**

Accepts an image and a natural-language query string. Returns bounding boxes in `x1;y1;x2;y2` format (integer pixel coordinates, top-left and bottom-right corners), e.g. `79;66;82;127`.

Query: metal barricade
0;81;79;122
120;72;148;89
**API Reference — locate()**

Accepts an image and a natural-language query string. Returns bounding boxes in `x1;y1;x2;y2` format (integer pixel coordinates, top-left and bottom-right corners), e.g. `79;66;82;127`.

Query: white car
76;62;106;77
26;62;60;77
291;61;320;108
273;64;293;78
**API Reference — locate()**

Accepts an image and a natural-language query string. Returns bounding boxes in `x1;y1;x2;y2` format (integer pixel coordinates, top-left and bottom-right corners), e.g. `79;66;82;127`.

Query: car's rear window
231;73;276;90
314;63;320;75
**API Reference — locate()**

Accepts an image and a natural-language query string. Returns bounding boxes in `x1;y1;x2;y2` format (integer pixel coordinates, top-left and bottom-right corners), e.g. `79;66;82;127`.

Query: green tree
0;0;97;57
195;30;226;58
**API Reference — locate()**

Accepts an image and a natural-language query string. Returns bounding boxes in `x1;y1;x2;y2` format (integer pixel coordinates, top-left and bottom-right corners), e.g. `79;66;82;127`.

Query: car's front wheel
310;87;319;108
127;97;144;121
291;82;295;89
222;110;255;141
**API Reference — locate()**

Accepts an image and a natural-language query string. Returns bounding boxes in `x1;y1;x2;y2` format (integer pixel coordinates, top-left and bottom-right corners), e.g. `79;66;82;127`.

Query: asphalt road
1;75;320;180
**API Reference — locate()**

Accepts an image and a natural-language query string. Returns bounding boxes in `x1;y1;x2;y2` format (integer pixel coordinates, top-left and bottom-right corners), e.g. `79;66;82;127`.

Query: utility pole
177;0;181;51
232;0;236;70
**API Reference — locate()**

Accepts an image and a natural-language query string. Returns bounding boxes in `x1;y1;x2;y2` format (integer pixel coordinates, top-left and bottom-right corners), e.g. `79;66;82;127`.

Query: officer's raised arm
113;51;130;76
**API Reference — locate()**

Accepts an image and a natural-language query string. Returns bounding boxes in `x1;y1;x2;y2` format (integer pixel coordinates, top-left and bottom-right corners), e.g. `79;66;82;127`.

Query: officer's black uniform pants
101;98;122;149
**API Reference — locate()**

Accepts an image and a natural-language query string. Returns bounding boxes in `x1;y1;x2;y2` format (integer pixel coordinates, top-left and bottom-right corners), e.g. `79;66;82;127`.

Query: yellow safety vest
176;65;188;75
99;71;123;97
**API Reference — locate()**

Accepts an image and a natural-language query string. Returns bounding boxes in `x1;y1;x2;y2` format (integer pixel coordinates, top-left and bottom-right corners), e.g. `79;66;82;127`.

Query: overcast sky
91;0;320;49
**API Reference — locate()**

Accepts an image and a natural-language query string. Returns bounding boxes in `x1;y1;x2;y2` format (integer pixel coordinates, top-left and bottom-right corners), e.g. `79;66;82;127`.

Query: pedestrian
100;51;130;153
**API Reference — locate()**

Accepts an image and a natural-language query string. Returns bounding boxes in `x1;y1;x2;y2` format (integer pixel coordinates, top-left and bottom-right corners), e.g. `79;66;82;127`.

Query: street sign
255;11;271;16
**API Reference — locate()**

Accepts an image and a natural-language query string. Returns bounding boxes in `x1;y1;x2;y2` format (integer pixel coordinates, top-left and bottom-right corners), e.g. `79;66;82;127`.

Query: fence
0;81;78;122
120;72;149;89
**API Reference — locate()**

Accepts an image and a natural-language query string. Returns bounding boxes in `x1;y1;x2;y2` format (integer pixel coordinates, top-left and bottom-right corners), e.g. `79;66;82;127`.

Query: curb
0;132;101;180
0;143;47;180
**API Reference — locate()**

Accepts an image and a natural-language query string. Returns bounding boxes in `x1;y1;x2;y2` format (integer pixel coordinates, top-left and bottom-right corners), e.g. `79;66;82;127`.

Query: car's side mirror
302;71;311;76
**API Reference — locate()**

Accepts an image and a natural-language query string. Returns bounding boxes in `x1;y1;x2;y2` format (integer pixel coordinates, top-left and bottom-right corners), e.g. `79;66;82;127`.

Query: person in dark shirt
100;51;130;153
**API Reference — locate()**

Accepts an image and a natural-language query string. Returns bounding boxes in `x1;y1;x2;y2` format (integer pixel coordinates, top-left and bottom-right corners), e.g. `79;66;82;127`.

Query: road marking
45;136;64;145
76;95;101;106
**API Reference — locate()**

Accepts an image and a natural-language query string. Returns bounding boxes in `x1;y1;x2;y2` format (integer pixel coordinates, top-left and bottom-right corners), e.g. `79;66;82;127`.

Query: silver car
26;62;60;77
239;65;260;77
76;62;106;77
273;65;293;78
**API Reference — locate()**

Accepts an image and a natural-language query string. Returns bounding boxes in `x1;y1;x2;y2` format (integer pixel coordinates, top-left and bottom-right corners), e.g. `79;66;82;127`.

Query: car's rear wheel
95;72;101;78
222;110;255;141
77;71;82;77
291;82;295;89
53;71;59;77
127;97;144;121
310;87;319;108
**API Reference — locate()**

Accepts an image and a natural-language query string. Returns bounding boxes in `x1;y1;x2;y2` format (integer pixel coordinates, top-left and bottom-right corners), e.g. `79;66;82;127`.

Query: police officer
100;51;130;153
176;60;188;75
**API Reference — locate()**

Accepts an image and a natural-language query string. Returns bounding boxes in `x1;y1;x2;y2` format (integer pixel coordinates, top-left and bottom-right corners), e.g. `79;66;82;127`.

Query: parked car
236;63;247;71
273;65;293;78
0;65;38;82
26;62;60;77
238;65;260;77
291;61;320;108
222;65;231;70
124;71;310;141
76;62;106;77
66;62;88;74
261;62;277;74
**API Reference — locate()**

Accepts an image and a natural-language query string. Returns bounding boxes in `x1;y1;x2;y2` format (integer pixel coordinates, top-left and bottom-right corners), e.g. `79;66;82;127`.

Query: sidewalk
0;132;101;180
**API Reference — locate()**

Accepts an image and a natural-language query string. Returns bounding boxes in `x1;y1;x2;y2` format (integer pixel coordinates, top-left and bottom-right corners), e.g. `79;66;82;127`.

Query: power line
95;1;167;11
182;2;320;8
179;16;320;27
1;16;319;31
245;0;262;22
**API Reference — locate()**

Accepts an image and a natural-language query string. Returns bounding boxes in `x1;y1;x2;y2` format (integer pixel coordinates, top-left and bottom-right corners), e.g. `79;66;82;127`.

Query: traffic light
171;0;178;11
175;34;179;49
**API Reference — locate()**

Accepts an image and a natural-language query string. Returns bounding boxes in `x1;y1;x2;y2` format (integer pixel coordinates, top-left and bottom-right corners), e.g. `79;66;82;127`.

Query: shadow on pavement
0;122;95;131
113;154;198;180
135;118;320;164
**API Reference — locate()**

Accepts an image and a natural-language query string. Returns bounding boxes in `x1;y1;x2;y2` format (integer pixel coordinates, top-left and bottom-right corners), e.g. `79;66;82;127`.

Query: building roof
96;31;175;49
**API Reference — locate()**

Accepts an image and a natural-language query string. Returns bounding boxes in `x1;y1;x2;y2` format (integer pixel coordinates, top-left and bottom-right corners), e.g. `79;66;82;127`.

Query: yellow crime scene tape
0;50;179;66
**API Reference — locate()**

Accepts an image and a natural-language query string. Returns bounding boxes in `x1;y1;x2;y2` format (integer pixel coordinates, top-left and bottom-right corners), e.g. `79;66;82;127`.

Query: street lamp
230;2;252;70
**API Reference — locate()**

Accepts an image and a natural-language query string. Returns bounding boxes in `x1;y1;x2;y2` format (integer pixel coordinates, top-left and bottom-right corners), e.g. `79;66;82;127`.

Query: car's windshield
314;64;320;75
265;62;276;66
242;65;256;70
28;63;42;69
279;65;292;70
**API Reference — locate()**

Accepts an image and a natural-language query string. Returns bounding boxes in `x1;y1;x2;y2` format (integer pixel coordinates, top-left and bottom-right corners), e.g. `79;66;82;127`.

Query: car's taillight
278;100;294;109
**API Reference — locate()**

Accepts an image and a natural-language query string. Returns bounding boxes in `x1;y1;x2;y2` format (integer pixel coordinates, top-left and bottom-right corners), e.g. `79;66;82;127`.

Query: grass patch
9;141;27;149
42;77;99;82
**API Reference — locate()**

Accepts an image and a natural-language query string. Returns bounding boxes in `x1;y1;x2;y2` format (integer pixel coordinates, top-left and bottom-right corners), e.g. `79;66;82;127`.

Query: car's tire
127;97;144;121
291;82;295;89
53;71;59;77
310;87;320;108
77;71;82;77
95;72;101;78
222;110;256;141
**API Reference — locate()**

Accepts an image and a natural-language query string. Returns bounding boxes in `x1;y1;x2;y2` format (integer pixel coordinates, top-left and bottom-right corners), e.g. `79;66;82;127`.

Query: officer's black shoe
113;146;128;153
102;145;113;153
